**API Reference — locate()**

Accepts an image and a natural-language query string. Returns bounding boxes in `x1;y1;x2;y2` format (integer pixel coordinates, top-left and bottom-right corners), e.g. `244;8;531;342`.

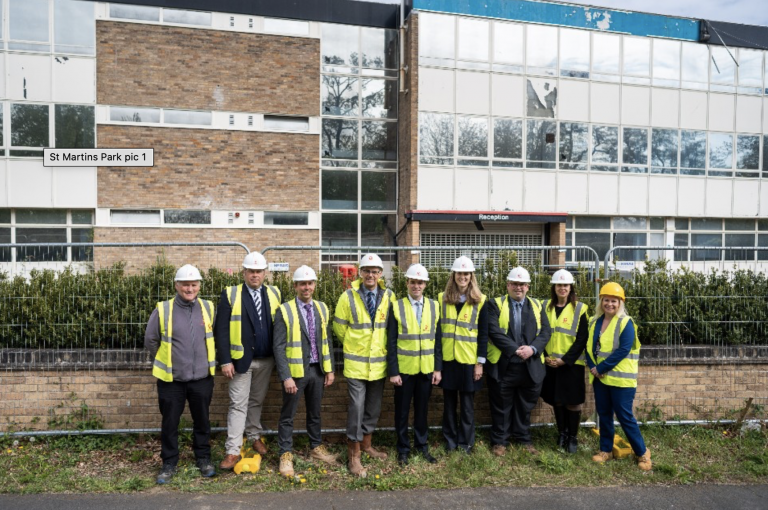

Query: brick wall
548;222;566;267
97;21;319;116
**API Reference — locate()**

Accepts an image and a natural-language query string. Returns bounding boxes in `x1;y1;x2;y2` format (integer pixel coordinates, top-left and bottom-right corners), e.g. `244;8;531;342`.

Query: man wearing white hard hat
333;253;395;477
144;264;216;484
386;264;442;465
215;252;282;470
487;266;551;456
273;266;337;477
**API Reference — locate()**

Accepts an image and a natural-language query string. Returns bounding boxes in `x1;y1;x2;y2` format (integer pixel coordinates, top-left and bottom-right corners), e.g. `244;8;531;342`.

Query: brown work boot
310;444;339;466
252;438;268;455
347;440;367;478
279;452;294;477
522;444;539;456
491;444;507;457
637;448;652;471
592;451;613;463
361;433;388;460
219;454;241;471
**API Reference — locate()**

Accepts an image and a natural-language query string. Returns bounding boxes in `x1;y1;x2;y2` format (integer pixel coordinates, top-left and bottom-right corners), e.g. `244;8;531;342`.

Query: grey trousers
346;377;385;442
224;357;275;455
278;364;325;455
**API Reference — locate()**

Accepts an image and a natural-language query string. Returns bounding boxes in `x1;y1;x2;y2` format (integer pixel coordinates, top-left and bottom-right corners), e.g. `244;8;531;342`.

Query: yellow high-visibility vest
541;300;588;366
586;315;641;388
391;297;439;375
438;292;487;365
225;284;281;359
488;295;544;364
279;299;332;378
153;298;215;382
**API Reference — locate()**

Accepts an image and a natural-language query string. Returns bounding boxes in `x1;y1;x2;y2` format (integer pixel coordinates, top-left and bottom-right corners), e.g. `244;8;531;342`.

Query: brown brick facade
97;21;319;116
97;125;319;210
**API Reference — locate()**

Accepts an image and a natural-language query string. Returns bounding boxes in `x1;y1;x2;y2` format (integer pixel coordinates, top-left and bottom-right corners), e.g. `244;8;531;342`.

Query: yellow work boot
637;448;652;471
592;451;612;463
279;452;294;477
310;444;339;466
347;440;367;478
361;433;388;460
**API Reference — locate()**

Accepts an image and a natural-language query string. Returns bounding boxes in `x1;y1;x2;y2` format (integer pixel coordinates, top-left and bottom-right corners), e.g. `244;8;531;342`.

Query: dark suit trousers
442;389;475;450
157;376;214;465
499;363;542;445
278;364;325;455
487;374;510;447
394;373;432;454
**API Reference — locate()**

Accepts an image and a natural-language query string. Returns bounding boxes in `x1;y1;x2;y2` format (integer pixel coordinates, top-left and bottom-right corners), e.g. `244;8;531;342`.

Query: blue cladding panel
413;0;700;40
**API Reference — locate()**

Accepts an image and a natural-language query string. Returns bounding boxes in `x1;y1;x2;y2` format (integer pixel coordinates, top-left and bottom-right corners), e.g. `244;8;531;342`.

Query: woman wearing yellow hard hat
586;282;652;471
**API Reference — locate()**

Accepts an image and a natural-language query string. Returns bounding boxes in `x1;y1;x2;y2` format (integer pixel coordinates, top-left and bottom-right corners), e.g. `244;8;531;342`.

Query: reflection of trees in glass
362;27;397;69
709;133;733;169
736;135;759;170
493;118;522;159
458;117;487;157
681;131;706;168
622;128;648;165
361;214;395;246
362;120;396;160
55;105;95;148
764;135;768;172
322;119;358;159
163;210;211;224
419;113;454;157
592;126;618;163
322;75;358;116
559;123;588;163
526;120;556;162
526;79;557;118
362;172;396;210
322;170;358;209
362;79;396;118
11;104;49;147
321;213;357;247
651;129;678;168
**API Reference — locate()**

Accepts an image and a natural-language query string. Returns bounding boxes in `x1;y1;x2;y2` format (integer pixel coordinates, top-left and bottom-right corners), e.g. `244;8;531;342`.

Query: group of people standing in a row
144;252;652;485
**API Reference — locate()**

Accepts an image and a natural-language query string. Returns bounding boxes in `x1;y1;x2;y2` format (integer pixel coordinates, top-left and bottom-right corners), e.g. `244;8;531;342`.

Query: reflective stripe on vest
226;284;282;360
392;297;438;375
280;299;332;379
153;298;216;382
487;295;543;364
439;292;486;365
586;315;641;388
542;300;588;366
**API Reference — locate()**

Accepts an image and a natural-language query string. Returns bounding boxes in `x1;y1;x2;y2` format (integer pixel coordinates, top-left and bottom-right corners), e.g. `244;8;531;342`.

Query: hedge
0;254;765;349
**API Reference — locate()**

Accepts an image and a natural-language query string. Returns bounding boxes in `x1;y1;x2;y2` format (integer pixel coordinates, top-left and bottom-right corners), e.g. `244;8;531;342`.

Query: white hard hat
243;252;268;270
550;269;574;285
450;256;475;272
359;253;384;269
175;264;202;281
404;263;429;281
293;265;317;282
507;266;531;283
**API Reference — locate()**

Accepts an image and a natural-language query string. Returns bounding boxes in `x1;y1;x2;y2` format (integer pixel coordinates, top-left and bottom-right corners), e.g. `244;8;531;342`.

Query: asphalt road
1;484;767;510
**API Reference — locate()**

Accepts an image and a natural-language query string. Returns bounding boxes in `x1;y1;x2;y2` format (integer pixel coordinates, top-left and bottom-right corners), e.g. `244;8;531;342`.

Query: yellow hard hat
599;282;626;301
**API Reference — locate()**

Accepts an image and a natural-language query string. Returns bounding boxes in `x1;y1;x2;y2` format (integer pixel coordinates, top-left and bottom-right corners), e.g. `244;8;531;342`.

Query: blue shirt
586;316;636;374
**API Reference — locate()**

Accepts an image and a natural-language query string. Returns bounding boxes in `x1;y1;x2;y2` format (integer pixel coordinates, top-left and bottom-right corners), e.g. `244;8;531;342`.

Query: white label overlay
44;149;154;167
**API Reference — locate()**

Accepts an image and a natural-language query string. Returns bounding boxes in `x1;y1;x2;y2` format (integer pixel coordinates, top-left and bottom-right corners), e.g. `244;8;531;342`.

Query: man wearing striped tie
215;252;282;470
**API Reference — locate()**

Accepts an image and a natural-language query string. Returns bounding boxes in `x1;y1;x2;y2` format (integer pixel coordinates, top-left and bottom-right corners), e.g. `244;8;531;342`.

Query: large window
567;216;665;262
5;103;95;157
0;209;93;263
9;0;95;55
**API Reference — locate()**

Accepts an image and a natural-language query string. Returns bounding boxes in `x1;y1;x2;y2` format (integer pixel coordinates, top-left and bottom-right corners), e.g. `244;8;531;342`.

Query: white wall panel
455;71;489;115
418;166;454;209
705;179;733;217
491;74;524;117
54;168;97;208
651;88;679;128
0;57;6;99
680;90;707;130
53;58;96;104
677;177;706;216
8;160;52;207
732;179;759;217
648;176;677;216
708;93;735;132
0;161;7;207
735;95;762;134
419;67;454;113
760;182;768;215
764;98;768;133
489;169;523;211
8;54;52;102
556;172;587;213
621;86;650;126
558;79;589;122
455;168;489;209
618;175;648;215
588;173;618;214
590;83;620;124
523;171;556;212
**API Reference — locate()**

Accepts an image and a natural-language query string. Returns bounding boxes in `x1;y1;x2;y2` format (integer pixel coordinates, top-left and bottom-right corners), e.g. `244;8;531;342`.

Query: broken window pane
322;119;359;159
11;104;49;147
322;24;359;67
526;78;557;118
419;112;454;163
493;22;523;65
322;75;359;116
680;131;706;174
623;37;650;77
559;122;588;169
592;33;620;76
457;116;488;158
526;119;556;163
559;28;590;78
361;27;397;69
526;25;557;73
591;125;618;164
361;78;396;119
622;127;648;166
651;129;678;174
362;120;397;160
493;118;522;159
10;0;49;51
736;134;760;170
361;171;396;210
709;133;733;169
55;105;95;148
55;0;95;55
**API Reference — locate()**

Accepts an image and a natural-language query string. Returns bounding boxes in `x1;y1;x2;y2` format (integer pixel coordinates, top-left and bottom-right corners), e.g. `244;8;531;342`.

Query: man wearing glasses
333;253;395;478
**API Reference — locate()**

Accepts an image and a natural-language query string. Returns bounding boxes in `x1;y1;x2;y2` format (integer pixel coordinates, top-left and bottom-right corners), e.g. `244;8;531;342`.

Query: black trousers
442;388;475;450
394;372;433;454
156;376;214;466
278;364;325;455
496;363;542;445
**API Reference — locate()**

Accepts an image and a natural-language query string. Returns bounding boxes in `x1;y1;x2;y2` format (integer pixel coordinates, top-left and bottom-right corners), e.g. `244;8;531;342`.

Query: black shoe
397;452;409;465
156;464;176;485
459;445;472;455
420;450;437;464
197;459;216;478
557;432;568;449
566;436;578;454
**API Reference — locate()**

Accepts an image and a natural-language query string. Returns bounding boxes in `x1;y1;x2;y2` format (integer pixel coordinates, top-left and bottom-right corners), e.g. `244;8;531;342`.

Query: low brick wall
2;346;766;433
